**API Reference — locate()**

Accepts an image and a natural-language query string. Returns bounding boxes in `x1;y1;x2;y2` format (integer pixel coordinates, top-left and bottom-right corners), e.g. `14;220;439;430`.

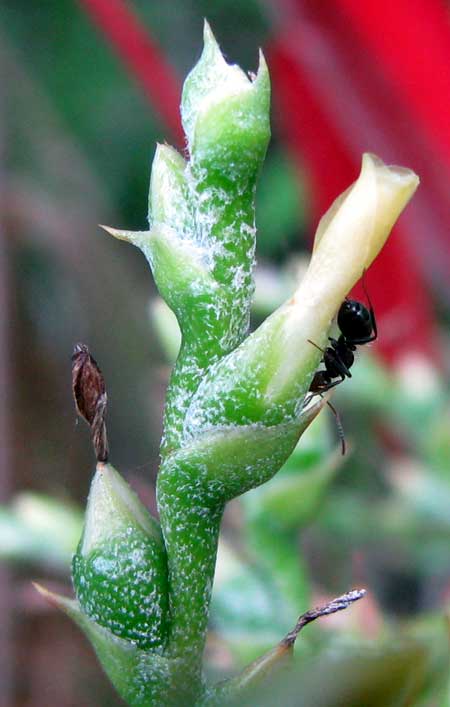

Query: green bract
72;464;169;651
48;21;419;707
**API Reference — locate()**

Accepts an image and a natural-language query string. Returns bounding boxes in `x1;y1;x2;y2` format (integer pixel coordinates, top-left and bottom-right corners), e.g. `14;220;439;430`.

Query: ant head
337;298;373;339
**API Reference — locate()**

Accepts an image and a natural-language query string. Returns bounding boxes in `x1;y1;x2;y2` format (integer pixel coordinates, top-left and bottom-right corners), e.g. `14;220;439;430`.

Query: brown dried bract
72;343;109;462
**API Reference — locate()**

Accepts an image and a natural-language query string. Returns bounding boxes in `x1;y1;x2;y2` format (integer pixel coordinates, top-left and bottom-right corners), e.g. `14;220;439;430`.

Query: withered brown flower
72;343;108;462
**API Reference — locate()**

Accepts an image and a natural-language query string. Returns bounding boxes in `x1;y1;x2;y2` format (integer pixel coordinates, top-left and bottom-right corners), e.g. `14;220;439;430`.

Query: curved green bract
36;588;188;707
71;464;170;652
72;529;169;651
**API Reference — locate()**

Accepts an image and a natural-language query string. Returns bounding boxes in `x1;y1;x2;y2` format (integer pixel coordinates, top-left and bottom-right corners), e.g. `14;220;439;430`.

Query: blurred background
0;0;449;705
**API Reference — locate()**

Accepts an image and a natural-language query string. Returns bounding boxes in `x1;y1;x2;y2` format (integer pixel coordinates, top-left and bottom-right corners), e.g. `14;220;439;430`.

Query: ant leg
326;400;346;455
304;371;344;406
303;393;346;455
348;334;377;345
302;392;314;407
312;374;346;394
325;349;353;379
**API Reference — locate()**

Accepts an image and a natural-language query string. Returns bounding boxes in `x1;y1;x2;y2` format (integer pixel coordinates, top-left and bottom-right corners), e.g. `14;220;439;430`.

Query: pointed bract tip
203;18;215;43
100;225;134;241
300;391;330;425
155;141;170;155
33;581;49;598
80;462;163;557
253;50;270;96
100;225;151;247
33;582;77;614
153;142;186;169
257;49;268;78
201;19;224;63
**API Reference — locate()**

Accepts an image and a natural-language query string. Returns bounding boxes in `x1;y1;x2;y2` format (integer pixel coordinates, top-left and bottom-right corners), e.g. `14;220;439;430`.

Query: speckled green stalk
111;23;271;457
157;405;321;678
64;21;419;707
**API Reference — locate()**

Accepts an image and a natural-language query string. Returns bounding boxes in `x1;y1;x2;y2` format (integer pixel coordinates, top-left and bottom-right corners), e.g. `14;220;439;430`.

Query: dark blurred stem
0;90;13;704
211;588;366;704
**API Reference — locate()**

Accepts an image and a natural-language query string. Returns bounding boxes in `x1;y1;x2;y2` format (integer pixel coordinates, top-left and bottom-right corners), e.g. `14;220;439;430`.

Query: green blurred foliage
2;1;450;704
0;492;83;569
256;151;306;260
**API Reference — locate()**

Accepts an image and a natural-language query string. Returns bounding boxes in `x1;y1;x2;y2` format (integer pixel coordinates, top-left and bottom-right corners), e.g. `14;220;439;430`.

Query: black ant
304;272;377;454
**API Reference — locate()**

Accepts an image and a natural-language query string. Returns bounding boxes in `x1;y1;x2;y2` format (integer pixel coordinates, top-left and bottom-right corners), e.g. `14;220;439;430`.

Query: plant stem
157;462;223;699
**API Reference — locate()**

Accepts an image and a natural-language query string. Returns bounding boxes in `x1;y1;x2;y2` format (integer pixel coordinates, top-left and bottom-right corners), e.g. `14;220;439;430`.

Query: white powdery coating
150;27;269;461
157;467;223;666
151;176;191;240
73;525;169;652
160;153;260;453
179;310;314;441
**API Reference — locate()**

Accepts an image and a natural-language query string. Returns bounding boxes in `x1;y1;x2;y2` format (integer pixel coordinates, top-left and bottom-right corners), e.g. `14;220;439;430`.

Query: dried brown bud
72;343;109;462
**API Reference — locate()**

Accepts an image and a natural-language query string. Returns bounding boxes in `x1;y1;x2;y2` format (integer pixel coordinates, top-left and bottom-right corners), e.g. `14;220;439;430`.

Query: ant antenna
361;269;372;306
326;400;346;455
361;269;377;338
307;339;325;354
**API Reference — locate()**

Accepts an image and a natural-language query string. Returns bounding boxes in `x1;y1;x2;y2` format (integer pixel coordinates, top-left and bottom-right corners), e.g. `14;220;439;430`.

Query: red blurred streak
76;0;443;363
268;2;441;364
77;0;183;146
270;45;436;364
335;0;450;169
